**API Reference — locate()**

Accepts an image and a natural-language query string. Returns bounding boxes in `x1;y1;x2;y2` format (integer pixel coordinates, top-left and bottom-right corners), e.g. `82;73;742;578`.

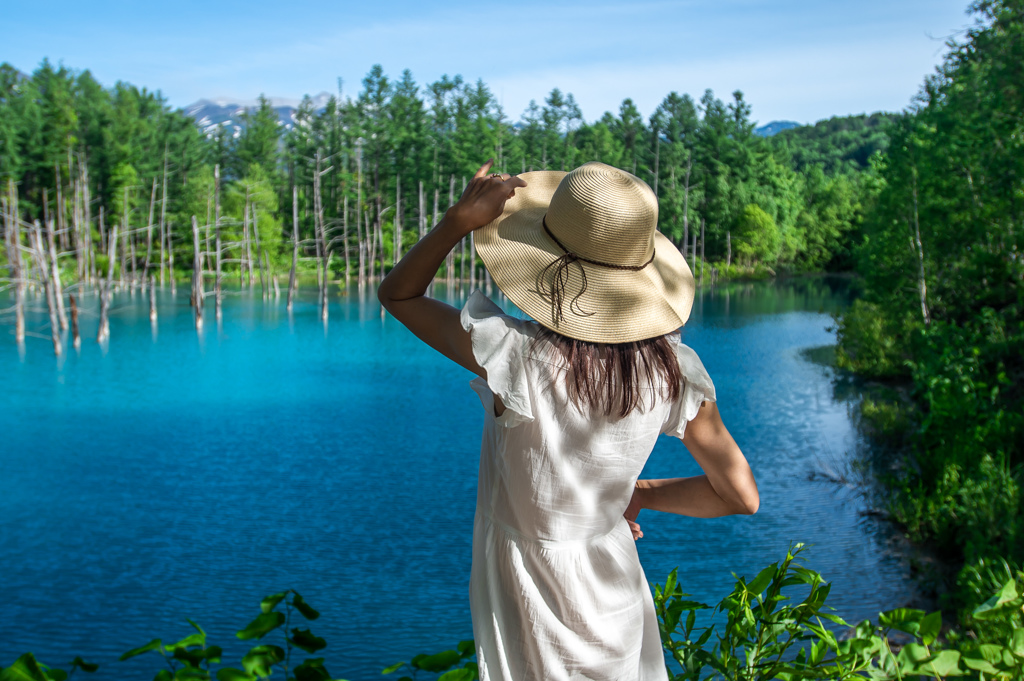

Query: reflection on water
0;277;912;678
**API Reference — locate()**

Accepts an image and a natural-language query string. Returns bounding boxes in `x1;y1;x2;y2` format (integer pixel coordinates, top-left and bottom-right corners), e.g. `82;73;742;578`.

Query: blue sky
4;0;972;125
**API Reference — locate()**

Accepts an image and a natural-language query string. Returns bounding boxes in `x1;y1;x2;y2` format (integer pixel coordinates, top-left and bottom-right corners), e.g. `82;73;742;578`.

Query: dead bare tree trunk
45;219;67;330
726;231;732;268
343;195;351;283
214;164;222;322
98;223;118;343
149;275;157;322
252;203;267;299
682;156;692;257
243;185;253;287
910;171;931;325
31;222;62;356
69;293;81;350
288;185;298;311
191;215;203;330
143;176;156;282
124;186;135;290
446;175;455;288
699;218;706;289
394;174;403;266
159;148;169;286
5;181;26;343
314;150;332;321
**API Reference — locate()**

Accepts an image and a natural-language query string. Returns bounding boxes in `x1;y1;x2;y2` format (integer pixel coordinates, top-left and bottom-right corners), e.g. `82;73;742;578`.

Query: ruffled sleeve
663;342;717;439
460;291;535;428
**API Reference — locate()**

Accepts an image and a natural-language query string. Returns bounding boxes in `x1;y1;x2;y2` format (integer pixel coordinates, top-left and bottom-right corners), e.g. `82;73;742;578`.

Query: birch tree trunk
149;275;157;322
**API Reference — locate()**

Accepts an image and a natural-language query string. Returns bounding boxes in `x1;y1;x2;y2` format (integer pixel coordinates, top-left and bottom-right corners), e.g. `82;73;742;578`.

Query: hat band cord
540;216;656;323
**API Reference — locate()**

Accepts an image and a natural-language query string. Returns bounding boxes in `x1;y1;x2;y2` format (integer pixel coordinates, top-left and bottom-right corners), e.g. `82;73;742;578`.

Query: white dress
461;292;717;681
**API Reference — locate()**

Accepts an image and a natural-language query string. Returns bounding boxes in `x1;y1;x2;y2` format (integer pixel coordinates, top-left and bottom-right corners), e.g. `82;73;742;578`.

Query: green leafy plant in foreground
117;590;345;681
382;639;478;681
654;543;1024;680
8;548;1024;681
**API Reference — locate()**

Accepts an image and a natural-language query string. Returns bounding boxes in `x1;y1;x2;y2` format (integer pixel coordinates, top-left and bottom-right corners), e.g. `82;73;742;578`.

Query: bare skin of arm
377;160;527;391
625;401;759;539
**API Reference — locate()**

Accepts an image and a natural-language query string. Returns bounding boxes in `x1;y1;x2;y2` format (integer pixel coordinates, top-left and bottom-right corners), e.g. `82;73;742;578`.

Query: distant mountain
184;93;333;137
754;120;801;137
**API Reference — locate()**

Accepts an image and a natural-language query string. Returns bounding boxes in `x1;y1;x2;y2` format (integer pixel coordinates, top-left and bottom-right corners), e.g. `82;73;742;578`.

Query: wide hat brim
475;170;695;343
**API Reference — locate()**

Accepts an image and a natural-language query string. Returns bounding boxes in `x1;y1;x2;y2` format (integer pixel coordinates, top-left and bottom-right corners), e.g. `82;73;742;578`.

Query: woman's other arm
625;401;758;538
377;160;526;378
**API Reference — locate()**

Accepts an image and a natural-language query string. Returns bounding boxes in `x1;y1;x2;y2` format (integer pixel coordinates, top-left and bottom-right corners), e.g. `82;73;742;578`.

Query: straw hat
475;162;695;344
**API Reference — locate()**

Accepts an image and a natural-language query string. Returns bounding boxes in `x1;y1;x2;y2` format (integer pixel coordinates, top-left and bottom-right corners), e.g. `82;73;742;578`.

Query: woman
378;160;759;681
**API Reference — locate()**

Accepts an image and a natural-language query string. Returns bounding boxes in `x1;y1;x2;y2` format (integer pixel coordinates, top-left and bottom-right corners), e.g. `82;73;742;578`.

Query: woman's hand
624;482;645;540
445;159;527;236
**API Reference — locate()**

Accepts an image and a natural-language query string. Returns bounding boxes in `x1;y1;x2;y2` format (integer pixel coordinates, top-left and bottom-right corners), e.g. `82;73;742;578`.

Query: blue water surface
0;279;914;679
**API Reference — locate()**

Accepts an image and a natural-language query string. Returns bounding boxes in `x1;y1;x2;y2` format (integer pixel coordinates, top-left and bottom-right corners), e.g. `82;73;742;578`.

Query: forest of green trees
2;0;1022;658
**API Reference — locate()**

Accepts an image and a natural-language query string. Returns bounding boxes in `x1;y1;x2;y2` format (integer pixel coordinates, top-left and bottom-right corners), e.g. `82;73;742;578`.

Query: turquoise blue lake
0;278;914;679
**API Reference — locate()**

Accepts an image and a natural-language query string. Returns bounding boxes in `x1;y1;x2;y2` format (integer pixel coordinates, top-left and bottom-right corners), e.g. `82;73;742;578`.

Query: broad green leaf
457;640;475;658
973;578;1023;620
215;669;254;681
171;647;206;668
166;634;205;653
412;650;461;673
293;658;331;681
236;612;286;640
1011;628;1024;658
120;639;164;661
878;608;926;635
922;650;964;677
204;647;223;665
962;655;1000;675
291;593;320;621
918;611;941;645
240;645;285;678
289;628;327;654
172;668;209;681
381;662;405;675
437;670;474;681
187;620;206;637
0;654;48;681
68;657;99;674
154;671;172;681
43;670;67;681
745;563;777;595
896;642;931;673
260;593;286;614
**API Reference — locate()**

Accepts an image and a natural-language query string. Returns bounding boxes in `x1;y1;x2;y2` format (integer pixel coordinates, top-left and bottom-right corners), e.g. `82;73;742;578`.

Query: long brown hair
531;328;682;418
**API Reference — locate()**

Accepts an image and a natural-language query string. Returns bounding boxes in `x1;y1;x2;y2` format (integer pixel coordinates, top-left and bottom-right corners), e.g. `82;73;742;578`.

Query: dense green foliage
1;61;877;283
6;548;1024;680
835;0;1024;621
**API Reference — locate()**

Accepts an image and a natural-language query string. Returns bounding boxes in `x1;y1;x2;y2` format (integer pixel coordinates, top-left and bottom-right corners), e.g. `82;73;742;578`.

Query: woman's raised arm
377;160;526;378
